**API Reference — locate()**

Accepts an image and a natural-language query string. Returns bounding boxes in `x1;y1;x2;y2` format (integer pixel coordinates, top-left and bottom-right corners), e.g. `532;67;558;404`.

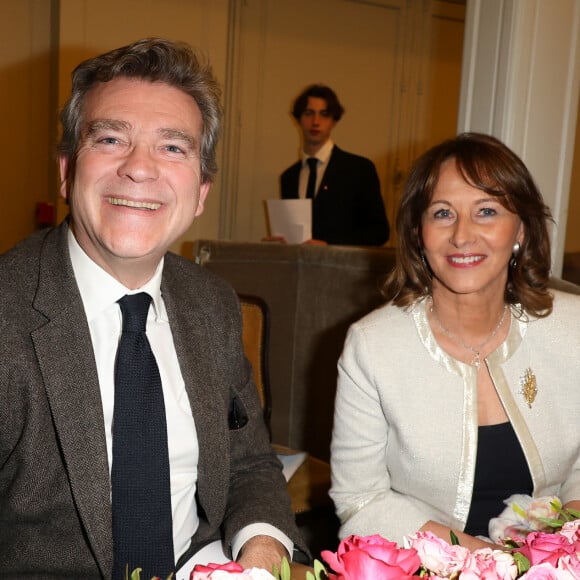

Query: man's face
59;77;210;284
298;96;336;151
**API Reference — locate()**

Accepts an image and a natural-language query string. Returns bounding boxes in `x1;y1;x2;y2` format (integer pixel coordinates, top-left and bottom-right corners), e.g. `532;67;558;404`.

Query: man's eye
165;144;184;154
320;111;331;118
98;137;119;145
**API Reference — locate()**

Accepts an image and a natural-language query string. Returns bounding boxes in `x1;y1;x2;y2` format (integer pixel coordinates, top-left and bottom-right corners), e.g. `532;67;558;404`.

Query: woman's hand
420;520;503;551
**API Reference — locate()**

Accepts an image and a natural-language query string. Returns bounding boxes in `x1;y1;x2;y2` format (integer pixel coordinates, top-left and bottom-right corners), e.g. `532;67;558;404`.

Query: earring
510;242;521;269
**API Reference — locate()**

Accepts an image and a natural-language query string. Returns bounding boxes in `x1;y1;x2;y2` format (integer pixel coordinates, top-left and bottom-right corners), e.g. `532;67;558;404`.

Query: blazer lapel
317;145;341;196
161;265;229;532
32;223;113;576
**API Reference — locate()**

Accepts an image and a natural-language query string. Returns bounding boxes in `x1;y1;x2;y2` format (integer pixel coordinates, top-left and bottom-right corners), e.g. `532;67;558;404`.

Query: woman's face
421;159;524;301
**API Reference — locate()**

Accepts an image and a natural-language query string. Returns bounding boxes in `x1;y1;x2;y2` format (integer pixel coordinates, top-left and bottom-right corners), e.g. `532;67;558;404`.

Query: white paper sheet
265;199;312;244
277;451;308;482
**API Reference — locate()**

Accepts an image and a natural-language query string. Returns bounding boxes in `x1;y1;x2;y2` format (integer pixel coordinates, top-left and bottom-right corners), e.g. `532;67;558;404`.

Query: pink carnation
514;531;577;567
407;530;470;576
321;534;421;580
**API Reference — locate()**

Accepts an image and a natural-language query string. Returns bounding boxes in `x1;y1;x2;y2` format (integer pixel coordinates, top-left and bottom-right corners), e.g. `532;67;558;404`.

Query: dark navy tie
111;293;174;579
306;157;318;199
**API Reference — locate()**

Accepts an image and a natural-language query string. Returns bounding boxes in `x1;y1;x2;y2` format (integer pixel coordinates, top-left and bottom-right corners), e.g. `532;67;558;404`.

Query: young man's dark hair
291;84;345;121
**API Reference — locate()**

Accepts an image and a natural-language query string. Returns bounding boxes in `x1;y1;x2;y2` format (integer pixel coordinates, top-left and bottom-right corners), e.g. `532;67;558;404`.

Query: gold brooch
519;367;538;409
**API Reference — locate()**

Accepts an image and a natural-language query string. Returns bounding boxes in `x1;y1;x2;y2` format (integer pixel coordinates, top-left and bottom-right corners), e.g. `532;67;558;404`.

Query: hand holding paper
265;199;312;244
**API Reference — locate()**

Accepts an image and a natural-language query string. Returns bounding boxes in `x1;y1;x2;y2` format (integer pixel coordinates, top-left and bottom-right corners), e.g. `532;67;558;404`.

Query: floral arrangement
130;497;580;579
310;497;580;579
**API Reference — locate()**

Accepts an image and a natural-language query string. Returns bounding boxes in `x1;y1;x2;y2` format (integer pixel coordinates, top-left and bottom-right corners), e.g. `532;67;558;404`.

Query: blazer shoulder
163;252;238;304
280;160;301;181
331;146;376;169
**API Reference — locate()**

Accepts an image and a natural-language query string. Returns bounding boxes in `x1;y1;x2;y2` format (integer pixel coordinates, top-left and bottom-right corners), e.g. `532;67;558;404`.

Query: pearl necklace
428;297;508;368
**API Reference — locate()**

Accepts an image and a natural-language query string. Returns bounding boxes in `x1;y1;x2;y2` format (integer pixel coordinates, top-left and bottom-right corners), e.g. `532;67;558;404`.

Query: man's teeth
450;255;483;264
107;197;161;210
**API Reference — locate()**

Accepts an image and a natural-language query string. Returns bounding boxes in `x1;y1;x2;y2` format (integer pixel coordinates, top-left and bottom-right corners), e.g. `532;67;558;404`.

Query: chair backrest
239;294;272;437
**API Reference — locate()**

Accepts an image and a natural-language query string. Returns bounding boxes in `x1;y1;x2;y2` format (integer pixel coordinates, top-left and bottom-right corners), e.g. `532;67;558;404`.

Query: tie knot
307;157;318;171
118;293;152;332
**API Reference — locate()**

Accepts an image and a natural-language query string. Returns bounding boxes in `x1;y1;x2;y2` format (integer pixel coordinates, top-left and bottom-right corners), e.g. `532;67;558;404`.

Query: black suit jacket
280;145;390;245
0;221;307;578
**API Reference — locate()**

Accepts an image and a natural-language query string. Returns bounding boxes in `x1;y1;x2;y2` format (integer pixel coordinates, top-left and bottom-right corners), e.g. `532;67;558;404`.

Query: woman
329;133;580;550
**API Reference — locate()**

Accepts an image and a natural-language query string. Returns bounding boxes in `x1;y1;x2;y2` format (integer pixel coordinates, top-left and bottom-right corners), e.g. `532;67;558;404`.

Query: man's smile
106;196;161;210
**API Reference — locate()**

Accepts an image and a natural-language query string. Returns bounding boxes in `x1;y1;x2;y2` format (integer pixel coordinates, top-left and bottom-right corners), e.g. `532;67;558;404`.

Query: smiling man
280;84;390;246
0;38;307;579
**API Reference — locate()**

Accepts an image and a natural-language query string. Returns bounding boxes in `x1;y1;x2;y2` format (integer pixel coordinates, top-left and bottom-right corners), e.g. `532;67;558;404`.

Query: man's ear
58;155;71;201
194;181;211;217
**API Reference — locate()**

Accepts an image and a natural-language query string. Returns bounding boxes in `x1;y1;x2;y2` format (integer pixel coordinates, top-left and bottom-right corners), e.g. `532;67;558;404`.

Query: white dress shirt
298;139;334;198
68;231;292;564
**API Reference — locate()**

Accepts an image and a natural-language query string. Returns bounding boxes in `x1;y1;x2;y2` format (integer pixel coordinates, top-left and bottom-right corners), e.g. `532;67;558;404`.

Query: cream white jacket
330;290;580;544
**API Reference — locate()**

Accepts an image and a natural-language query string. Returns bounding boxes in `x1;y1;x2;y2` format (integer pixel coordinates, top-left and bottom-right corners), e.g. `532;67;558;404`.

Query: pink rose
514;531;576;567
191;561;244;579
557;553;580;577
558;520;580;544
407;531;470;576
460;548;518;580
527;498;562;532
321;534;421;580
190;561;275;579
519;562;569;579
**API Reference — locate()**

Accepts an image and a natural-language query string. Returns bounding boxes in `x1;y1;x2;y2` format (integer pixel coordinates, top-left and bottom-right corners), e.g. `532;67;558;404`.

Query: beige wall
565;110;580;251
56;0;229;251
3;0;580;256
0;0;55;253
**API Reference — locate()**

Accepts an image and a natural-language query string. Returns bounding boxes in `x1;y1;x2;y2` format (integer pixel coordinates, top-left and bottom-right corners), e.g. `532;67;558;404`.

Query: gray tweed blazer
0;221;305;578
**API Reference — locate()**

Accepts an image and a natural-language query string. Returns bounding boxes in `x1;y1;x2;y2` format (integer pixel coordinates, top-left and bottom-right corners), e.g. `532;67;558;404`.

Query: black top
464;421;533;537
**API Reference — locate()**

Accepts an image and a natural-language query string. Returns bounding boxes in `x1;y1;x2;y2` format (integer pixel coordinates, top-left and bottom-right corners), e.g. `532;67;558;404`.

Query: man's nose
117;144;159;181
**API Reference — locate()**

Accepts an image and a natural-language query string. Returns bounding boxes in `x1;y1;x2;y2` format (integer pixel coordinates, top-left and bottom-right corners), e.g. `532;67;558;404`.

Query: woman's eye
479;207;497;216
434;208;452;219
98;137;119;145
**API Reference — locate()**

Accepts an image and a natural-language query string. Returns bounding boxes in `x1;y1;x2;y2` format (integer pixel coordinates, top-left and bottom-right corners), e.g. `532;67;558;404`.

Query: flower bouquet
129;497;580;579
308;497;580;579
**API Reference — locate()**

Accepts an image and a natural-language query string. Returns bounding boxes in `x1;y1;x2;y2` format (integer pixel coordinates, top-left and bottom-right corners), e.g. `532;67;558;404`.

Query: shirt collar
68;228;166;323
301;139;334;165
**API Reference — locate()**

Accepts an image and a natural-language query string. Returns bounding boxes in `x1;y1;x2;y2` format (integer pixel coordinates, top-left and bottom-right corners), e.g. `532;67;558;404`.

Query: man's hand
236;535;289;571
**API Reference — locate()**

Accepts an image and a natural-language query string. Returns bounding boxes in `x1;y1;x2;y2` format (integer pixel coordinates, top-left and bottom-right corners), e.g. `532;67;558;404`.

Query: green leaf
513;552;531;574
129;568;142;580
538;516;567;529
449;530;460;545
279;557;291;580
313;559;328;579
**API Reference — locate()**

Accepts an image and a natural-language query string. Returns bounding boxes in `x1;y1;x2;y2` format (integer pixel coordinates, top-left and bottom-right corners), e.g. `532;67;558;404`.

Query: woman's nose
449;216;474;247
